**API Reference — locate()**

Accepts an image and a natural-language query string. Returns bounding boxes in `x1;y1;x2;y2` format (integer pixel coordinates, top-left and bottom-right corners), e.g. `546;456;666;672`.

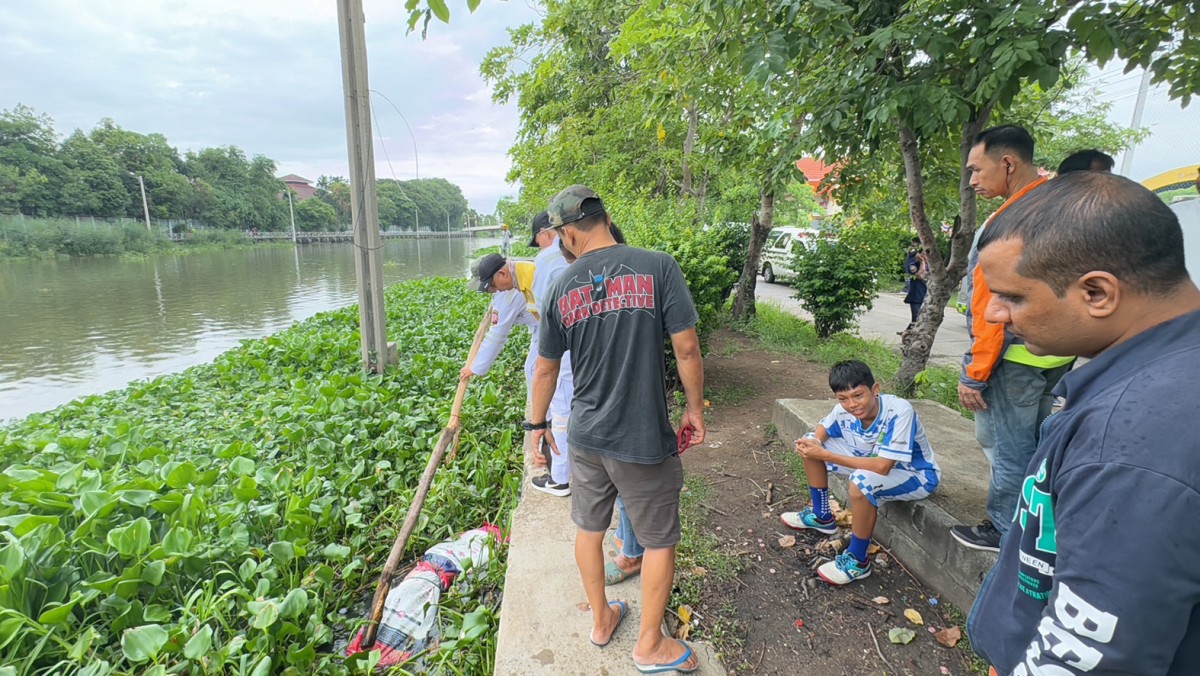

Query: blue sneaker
817;552;873;585
779;508;837;535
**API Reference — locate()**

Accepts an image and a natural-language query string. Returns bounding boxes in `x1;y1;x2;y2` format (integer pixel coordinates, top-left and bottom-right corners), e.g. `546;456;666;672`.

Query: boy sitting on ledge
780;360;941;585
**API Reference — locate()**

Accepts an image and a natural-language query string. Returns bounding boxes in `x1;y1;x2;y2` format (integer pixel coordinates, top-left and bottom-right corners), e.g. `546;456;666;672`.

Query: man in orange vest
951;125;1074;553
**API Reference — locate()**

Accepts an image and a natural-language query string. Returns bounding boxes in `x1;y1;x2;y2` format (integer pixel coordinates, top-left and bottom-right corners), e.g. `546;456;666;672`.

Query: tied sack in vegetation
345;526;505;669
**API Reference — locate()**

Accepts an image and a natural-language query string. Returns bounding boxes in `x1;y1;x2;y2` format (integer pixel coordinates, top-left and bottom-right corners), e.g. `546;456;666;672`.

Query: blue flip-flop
633;639;699;674
589;600;627;648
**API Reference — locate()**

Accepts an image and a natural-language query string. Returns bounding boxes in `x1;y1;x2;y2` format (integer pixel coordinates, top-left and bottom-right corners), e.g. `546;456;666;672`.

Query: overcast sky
0;0;542;214
1;2;1196;216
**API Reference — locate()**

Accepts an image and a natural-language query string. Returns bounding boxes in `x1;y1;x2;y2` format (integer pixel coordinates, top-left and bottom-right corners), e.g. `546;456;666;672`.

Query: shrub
789;239;878;338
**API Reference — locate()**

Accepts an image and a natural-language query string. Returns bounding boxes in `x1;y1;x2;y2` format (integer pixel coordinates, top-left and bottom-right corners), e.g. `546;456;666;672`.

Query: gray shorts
568;445;684;549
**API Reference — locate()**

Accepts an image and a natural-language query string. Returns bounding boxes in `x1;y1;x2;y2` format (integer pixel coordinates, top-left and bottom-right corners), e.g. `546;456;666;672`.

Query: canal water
0;237;497;422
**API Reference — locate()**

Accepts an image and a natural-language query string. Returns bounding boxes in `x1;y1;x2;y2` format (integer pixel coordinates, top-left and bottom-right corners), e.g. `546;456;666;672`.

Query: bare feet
589;600;626;646
632;637;698;671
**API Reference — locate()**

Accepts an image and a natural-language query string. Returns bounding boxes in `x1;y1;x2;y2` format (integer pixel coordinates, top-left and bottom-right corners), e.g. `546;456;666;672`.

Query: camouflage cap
546;185;604;228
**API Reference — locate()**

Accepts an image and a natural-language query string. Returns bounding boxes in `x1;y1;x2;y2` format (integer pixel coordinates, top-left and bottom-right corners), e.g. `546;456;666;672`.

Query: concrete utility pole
136;174;152;234
338;0;393;373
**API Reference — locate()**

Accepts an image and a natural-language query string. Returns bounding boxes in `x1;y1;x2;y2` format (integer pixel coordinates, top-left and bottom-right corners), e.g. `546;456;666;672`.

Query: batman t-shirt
538;244;698;463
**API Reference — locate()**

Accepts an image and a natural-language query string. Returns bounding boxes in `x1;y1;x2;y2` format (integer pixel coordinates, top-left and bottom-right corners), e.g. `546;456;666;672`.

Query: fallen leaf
835;511;854;527
691;566;707;578
934;626;962;648
778;535;796;548
888;627;917;645
676;623;692;640
867;543;882;555
904;609;924;625
871;596;890;605
678;605;693;625
703;400;712;408
577;602;590;611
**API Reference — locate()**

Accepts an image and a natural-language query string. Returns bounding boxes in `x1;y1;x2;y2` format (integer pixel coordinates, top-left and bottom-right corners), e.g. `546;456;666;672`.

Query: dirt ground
679;328;985;676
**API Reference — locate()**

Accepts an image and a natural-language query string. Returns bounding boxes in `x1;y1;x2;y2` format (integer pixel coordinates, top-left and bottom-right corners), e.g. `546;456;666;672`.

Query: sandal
589;600;627;647
633;639;699;674
604;559;641;585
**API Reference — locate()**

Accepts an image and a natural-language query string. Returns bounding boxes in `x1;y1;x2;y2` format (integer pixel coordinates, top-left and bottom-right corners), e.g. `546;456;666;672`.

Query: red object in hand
677;424;695;454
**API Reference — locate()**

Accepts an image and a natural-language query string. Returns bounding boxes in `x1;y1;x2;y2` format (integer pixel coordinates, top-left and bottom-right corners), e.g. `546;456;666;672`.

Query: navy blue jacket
969;308;1200;675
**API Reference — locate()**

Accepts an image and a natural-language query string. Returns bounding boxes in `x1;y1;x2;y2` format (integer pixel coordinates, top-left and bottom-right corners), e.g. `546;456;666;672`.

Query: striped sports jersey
820;394;940;482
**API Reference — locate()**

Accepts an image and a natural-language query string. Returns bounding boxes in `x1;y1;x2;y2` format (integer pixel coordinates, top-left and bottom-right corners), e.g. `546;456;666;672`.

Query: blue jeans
975;360;1071;535
614;496;644;558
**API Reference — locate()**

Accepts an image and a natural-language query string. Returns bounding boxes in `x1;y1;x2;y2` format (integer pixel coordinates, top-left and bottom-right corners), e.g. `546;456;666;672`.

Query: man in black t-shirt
529;185;706;673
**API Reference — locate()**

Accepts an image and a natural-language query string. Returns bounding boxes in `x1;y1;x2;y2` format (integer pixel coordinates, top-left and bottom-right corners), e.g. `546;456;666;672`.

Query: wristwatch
521;420;548;431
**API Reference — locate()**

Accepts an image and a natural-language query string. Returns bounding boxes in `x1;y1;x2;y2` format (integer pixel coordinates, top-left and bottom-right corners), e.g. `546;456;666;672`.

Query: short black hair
979;171;1189;297
1056;149;1115;175
973;125;1035;164
829;360;876;393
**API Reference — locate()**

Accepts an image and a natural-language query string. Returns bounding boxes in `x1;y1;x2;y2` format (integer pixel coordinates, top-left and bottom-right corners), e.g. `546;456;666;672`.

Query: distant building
795;158;842;216
279;174;316;201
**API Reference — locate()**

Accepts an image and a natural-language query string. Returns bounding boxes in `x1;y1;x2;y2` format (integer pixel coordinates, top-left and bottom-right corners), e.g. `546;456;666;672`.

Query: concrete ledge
771;398;997;610
494;467;727;675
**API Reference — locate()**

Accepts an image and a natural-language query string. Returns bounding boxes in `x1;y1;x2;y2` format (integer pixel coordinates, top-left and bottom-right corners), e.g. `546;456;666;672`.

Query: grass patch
706;383;757;405
737;303;968;415
673;475;745;662
942;602;991;675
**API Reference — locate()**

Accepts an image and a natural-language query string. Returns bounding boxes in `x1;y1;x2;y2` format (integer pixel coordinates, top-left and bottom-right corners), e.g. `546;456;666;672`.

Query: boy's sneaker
780;508;837;535
950;521;1002;552
817;552;872;585
531;474;570;497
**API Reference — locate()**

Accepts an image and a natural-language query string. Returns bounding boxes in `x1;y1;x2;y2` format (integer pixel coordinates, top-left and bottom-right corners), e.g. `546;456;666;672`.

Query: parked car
760;227;823;283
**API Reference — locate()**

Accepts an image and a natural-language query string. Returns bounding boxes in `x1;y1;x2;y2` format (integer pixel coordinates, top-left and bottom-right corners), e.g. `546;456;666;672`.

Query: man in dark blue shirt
968;171;1200;674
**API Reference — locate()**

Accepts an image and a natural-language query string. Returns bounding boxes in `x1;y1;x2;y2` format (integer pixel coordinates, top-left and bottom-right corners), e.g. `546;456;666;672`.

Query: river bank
0;278;528;674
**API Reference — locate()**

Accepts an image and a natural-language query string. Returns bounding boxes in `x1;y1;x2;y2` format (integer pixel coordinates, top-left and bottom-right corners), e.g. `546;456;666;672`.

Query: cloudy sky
1;1;1197;216
0;0;542;214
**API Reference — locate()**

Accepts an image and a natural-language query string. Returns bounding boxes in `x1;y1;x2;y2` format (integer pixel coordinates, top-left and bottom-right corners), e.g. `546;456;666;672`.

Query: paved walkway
755;282;969;368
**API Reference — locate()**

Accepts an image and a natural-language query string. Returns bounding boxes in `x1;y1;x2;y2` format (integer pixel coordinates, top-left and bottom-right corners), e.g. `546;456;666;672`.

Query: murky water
0;237;496;421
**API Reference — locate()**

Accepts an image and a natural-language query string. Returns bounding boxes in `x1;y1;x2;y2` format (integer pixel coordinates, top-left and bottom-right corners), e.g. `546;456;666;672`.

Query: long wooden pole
360;302;493;648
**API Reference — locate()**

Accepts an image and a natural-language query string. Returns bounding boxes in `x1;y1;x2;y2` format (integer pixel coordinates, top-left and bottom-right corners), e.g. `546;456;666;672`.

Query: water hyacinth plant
0;278;528;675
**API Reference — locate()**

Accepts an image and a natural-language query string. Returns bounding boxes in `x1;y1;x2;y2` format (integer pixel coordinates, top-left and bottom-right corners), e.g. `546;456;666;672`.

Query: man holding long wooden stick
530;185;706;674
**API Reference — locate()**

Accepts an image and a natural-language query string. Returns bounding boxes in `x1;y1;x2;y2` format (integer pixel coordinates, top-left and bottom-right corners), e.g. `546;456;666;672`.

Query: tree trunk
682;103;698;197
731;190;776;320
894;111;991;394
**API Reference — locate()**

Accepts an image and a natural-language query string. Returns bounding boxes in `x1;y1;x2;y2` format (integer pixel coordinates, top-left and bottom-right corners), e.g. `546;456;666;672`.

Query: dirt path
679;328;984;676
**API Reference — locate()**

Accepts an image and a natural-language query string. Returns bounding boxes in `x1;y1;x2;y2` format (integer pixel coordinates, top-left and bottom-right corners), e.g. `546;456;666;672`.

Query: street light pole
286;189;297;243
136;174;152;234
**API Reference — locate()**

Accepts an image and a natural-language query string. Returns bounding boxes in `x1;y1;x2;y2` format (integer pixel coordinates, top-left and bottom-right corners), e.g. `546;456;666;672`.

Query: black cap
529;211;552;247
470;253;506;292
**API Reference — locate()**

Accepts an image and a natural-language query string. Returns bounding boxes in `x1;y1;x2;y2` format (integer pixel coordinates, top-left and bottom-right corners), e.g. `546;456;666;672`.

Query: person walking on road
951;125;1074;553
529;185;706;673
968;171;1200;674
902;237;929;331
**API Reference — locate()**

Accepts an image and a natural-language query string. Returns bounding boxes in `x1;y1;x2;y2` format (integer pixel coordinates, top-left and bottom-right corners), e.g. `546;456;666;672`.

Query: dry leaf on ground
867;543;882;555
888;627;917;644
934;626;962;648
904;608;924;625
678;605;693;624
872;596;890;605
691;566;708;577
778;535;797;548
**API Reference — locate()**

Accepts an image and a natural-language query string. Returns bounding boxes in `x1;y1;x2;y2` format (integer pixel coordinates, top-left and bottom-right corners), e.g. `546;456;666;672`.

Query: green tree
0;105;66;215
58;131;129;216
294;197;338;231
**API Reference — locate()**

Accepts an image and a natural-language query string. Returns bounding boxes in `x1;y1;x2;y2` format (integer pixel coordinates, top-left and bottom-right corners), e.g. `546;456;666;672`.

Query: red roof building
795;158;841;215
279;174;317;201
